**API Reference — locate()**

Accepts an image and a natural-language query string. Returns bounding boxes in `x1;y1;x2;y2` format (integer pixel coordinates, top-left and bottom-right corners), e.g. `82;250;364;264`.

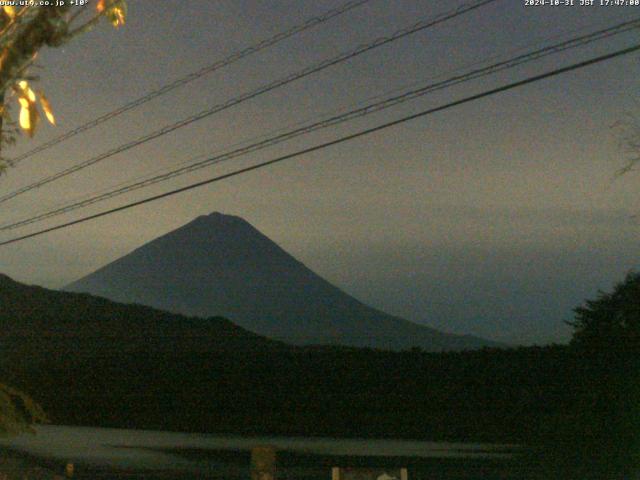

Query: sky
0;0;638;345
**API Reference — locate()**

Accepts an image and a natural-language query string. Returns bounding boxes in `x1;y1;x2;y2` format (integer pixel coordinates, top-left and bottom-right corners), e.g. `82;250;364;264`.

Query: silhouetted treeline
0;344;614;442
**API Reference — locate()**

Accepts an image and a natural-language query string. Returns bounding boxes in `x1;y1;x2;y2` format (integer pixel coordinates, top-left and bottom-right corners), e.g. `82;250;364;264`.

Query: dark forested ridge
0;272;283;355
1;272;637;477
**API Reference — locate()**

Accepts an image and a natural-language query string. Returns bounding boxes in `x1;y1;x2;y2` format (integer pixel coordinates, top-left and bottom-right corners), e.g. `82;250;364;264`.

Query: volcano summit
66;212;494;351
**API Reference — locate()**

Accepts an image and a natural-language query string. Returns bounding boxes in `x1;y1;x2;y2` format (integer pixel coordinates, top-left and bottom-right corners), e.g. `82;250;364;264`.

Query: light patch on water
0;424;517;471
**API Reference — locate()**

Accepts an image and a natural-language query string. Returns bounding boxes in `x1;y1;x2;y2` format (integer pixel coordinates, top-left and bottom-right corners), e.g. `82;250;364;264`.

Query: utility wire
2;17;638;232
7;0;373;166
0;0;498;206
1;42;638;247
25;13;625;218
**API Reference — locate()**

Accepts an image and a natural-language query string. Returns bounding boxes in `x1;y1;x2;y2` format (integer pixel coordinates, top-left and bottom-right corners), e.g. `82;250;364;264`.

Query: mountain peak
163;213;275;255
201;211;244;222
184;212;256;232
65;215;498;351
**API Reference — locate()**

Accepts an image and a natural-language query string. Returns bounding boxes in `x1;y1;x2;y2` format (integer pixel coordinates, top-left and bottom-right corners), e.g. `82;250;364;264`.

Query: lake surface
0;425;521;479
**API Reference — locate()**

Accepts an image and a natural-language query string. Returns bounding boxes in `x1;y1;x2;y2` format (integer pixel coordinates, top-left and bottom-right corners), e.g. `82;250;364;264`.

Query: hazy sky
0;0;638;344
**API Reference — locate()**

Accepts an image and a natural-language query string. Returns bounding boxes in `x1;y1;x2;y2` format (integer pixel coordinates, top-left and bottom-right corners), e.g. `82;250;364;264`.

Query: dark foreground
0;445;589;480
2;345;638;478
1;274;638;478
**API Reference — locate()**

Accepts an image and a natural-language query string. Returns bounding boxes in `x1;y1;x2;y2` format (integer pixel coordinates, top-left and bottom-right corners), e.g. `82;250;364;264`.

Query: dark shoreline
1;441;528;480
0;431;630;480
3;437;634;480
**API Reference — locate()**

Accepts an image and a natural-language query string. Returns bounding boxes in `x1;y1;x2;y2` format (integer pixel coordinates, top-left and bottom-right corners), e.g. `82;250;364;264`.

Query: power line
2;16;637;232
1;41;637;247
23;14;625;217
0;0;498;206
7;0;373;166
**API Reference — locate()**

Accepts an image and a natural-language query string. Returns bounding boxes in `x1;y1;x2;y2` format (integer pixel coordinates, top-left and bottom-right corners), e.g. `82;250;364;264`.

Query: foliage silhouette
0;2;126;433
569;271;640;352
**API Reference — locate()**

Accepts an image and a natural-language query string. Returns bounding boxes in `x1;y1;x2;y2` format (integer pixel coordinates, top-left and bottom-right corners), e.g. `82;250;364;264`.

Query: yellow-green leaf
3;6;15;19
39;92;55;125
19;98;39;137
16;81;40;137
18;80;36;102
106;1;127;28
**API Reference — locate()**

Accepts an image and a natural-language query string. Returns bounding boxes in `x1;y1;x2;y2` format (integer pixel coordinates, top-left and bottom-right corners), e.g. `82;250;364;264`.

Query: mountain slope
0;272;281;359
65;213;495;351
